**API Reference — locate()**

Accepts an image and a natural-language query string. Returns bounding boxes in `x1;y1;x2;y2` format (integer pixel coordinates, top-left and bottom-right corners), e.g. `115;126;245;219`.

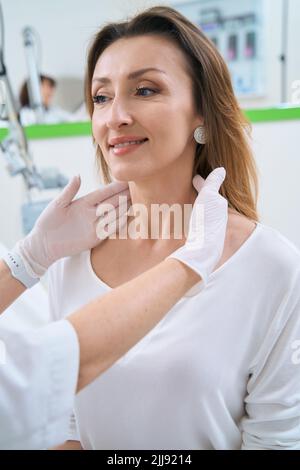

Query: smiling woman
48;5;300;451
85;7;258;224
90;34;205;187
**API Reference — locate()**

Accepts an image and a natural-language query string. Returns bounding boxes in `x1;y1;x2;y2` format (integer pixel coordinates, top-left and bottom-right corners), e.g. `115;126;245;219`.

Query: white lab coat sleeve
0;319;79;449
240;268;300;450
48;262;80;443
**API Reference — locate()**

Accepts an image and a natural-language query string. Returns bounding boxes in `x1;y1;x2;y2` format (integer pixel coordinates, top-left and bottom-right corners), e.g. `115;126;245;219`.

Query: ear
193;114;204;128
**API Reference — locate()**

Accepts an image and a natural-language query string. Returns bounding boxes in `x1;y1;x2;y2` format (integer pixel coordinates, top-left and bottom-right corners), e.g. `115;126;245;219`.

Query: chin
110;168;132;182
109;165;151;182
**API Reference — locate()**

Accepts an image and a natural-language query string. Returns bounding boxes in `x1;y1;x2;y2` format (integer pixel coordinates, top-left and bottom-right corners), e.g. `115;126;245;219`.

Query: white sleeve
47;262;80;443
47;262;63;322
241;269;300;450
0;319;79;449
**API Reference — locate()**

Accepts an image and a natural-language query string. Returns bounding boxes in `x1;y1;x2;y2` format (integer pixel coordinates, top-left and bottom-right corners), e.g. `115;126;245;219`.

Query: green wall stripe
0;106;299;141
245;106;300;123
0;121;92;141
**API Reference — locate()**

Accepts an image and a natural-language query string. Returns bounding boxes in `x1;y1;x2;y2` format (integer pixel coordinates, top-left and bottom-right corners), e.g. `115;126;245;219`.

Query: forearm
51;440;83;450
68;258;200;392
0;260;26;314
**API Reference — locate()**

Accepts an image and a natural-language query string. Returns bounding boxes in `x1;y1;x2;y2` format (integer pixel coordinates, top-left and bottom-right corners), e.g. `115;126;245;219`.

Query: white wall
259;0;300;107
252;119;300;249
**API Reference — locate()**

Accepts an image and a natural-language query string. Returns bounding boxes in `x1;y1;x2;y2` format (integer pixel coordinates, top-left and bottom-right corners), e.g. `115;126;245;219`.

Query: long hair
85;6;259;221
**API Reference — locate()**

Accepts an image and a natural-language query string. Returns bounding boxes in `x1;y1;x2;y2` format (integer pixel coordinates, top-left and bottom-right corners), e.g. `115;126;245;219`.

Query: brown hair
19;74;56;107
85;5;259;221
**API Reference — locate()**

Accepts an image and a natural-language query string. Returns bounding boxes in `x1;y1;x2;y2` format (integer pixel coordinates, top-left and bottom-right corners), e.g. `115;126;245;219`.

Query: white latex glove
168;167;228;296
95;188;130;240
14;177;130;278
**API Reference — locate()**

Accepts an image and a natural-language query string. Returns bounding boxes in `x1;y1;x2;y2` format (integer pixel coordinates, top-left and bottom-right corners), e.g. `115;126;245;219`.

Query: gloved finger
102;188;131;206
203;167;226;193
96;189;131;216
84;181;129;205
96;211;128;240
55;175;81;208
192;174;205;193
96;199;129;226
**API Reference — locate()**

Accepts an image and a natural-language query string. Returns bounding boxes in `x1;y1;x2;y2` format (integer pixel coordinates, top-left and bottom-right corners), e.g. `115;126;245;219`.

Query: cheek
92;113;105;142
149;101;188;137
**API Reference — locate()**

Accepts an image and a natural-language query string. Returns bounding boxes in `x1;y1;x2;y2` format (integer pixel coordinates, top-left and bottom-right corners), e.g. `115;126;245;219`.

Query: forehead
93;35;191;83
42;80;54;89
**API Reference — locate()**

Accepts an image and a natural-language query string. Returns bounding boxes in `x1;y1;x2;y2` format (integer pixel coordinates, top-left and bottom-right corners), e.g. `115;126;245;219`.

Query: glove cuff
2;249;40;289
14;238;48;278
167;251;207;297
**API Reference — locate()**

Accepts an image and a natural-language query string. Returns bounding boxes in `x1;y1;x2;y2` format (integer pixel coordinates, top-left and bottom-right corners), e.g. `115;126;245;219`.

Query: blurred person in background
19;74;72;125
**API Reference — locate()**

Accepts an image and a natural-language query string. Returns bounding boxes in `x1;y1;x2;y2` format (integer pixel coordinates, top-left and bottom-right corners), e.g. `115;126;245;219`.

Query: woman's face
91;35;202;182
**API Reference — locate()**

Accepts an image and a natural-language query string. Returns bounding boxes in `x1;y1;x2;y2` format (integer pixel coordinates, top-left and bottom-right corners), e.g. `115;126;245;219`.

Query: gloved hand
14;176;130;278
168;167;228;296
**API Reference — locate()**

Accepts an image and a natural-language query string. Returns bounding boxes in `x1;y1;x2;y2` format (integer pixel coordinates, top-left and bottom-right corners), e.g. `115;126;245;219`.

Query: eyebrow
92;67;167;84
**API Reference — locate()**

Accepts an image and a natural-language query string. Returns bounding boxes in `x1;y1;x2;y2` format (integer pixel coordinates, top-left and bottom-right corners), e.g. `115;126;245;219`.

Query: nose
106;96;134;130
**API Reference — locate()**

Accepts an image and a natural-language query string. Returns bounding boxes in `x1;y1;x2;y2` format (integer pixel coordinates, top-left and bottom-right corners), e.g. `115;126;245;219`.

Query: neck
127;161;197;241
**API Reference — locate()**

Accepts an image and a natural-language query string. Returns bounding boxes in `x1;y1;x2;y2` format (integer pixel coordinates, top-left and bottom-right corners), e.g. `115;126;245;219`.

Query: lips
113;138;148;149
108;134;149;146
110;138;148;156
109;138;148;148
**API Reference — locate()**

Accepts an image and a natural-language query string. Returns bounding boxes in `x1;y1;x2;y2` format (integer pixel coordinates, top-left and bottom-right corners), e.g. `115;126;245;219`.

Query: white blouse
48;222;300;449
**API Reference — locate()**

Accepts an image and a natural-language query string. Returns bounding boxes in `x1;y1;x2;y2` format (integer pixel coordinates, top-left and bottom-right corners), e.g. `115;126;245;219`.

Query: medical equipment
22;26;44;123
0;2;67;233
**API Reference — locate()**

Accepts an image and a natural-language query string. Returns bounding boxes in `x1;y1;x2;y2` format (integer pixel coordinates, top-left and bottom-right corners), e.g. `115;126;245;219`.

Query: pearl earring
194;126;206;144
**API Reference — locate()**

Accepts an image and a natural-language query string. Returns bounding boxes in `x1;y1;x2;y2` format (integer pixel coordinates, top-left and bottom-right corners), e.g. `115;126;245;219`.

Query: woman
48;6;300;450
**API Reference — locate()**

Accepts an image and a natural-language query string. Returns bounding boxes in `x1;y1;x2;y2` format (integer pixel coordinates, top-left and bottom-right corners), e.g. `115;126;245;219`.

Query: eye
135;86;158;96
92;95;108;105
92;86;158;106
